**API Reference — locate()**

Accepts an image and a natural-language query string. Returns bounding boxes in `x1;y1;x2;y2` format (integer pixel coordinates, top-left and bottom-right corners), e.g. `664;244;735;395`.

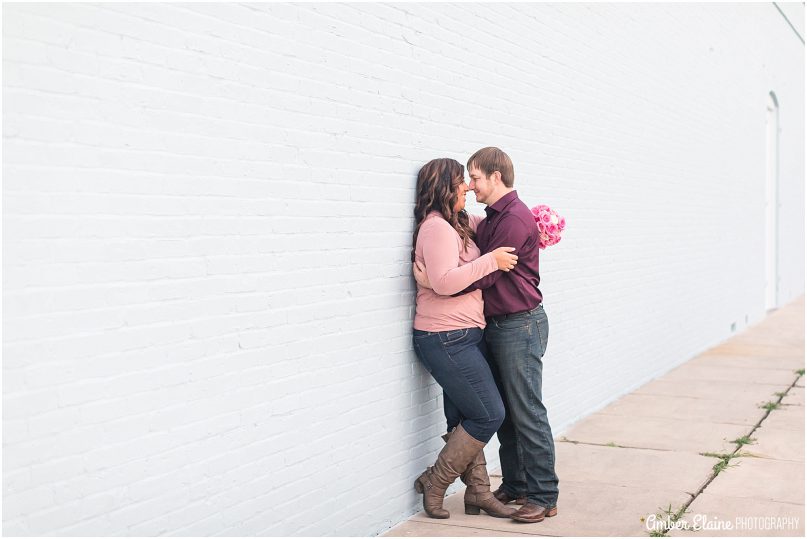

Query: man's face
468;166;496;205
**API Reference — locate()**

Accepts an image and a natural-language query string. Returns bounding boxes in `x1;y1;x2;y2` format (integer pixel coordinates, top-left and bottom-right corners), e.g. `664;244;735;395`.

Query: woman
411;157;519;519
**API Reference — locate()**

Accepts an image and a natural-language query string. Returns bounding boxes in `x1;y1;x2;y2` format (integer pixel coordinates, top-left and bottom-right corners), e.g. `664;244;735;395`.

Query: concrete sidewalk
384;297;805;537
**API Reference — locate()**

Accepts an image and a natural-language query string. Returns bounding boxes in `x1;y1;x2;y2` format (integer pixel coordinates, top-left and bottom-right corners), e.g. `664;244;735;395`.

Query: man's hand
413;261;432;289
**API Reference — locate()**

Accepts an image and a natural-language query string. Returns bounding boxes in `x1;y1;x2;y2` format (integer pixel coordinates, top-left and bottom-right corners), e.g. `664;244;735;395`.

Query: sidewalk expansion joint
408;518;559;537
558;437;674;453
646;371;804;537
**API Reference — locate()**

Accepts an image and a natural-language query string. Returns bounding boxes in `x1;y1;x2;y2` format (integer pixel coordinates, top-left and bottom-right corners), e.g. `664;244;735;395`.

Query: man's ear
490;170;502;185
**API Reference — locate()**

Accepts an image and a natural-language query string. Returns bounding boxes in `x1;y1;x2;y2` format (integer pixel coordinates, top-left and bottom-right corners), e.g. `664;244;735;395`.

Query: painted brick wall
3;3;804;536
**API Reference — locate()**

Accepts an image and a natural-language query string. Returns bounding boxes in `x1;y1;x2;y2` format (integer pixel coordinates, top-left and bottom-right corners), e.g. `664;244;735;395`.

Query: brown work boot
414;425;485;519
511;502;559;523
439;431;516;518
492;486;527;506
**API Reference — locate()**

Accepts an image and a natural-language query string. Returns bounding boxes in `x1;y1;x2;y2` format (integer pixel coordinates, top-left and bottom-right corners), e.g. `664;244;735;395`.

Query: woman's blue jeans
412;327;505;443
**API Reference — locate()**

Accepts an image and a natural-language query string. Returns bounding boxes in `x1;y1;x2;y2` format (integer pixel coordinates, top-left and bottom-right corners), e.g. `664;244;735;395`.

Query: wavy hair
411;158;474;262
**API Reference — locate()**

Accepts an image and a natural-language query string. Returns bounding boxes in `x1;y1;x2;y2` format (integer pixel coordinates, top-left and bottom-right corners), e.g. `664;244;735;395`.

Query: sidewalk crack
644;371;804;537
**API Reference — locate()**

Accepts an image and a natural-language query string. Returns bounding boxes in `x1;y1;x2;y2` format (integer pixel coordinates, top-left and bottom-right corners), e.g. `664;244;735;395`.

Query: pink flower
529;204;565;250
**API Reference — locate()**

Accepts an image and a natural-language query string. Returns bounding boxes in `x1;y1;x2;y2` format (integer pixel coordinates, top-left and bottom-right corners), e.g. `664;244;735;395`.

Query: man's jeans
484;304;559;508
413;327;505;443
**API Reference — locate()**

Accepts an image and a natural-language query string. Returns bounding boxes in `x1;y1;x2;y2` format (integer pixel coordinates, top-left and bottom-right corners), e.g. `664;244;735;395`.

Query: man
414;147;559;523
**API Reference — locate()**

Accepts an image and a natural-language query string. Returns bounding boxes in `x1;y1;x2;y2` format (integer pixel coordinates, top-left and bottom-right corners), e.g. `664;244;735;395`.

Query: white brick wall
3;3;804;536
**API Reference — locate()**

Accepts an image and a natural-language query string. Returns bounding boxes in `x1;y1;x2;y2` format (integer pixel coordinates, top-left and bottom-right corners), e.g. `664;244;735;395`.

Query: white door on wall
765;92;779;312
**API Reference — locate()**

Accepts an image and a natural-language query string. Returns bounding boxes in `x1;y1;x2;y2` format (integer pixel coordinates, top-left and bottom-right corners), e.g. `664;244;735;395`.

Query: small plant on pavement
730;435;756;447
644;503;690;537
701;451;746;475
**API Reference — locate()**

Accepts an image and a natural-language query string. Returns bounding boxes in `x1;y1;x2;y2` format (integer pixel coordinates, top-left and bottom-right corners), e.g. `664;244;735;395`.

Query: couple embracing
411;147;559;524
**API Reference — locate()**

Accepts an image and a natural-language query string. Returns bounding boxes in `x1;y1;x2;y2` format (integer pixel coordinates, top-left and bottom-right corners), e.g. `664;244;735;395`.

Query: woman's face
452;175;470;213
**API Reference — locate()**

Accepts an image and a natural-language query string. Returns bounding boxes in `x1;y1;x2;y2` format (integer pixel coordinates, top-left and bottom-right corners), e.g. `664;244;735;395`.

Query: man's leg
485;307;559;509
483;333;528;500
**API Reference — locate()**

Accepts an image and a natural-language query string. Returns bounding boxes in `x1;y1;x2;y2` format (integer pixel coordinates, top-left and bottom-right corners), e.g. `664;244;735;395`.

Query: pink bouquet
530;204;565;249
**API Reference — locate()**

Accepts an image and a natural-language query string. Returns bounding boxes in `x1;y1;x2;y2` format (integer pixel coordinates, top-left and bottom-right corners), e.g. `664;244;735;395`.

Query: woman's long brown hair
412;158;475;262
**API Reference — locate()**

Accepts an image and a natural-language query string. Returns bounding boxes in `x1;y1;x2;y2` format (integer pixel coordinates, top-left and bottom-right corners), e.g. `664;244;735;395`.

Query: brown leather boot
414;425;485;519
511;503;558;523
439;431;516;518
461;448;518;517
492;486;527;505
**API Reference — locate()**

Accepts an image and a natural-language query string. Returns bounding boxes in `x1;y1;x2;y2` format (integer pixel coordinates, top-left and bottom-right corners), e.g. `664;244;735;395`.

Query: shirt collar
485;190;518;216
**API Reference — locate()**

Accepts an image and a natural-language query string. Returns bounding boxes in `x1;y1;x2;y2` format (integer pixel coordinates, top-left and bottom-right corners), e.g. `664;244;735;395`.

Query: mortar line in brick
6;10;547;133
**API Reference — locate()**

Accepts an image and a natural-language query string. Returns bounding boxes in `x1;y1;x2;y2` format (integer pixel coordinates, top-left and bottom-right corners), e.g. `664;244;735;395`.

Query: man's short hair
467;147;514;188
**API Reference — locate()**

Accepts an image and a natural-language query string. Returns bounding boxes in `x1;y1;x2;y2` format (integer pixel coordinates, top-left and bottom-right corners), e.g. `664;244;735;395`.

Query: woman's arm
419;219;497;296
450;214;528;293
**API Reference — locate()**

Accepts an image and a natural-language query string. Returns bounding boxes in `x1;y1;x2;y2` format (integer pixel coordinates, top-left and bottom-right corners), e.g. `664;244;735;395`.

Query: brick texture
3;3;804;536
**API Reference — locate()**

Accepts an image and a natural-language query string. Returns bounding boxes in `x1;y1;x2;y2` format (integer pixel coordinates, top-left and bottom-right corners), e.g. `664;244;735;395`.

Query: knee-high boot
460;446;517;517
413;424;485;519
438;430;517;517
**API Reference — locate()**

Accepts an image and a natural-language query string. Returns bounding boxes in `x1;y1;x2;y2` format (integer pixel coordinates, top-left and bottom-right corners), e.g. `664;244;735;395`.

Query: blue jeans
412;327;505;443
484;304;559;507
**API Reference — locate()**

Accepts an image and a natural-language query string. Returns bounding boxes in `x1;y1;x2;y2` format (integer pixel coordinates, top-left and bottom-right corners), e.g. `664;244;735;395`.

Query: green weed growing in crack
606;441;618;447
712;458;735;475
644;503;690;537
700;451;745;475
648;503;676;535
658;503;677;519
730;435;756;447
773;391;787;398
796;368;805;376
759;401;781;411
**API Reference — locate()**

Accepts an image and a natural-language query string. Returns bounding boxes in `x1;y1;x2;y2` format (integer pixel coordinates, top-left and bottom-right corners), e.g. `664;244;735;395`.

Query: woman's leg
414;328;504;442
442;393;461;434
412;327;513;518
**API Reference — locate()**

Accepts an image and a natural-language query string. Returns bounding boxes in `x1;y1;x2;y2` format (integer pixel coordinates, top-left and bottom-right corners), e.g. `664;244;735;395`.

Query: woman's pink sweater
413;211;497;331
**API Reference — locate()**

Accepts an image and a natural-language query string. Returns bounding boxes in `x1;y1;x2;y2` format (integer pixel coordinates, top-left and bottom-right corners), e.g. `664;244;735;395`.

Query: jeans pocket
496;316;532;331
535;319;548;358
440;328;469;346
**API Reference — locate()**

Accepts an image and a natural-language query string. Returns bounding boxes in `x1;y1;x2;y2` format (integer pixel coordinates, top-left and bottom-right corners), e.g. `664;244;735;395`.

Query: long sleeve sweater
413;211;497;331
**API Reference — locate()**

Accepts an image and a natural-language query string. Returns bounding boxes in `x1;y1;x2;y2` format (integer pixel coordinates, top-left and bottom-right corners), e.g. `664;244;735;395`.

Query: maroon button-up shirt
469;190;543;317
